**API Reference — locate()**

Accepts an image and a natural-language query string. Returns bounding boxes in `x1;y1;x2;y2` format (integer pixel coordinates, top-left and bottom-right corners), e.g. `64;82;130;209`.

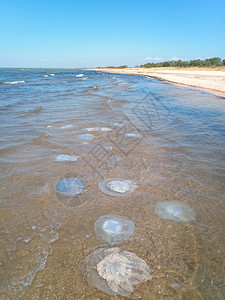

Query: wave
25;106;44;115
75;74;84;77
0;104;13;111
0;80;25;85
29;81;67;86
42;74;54;78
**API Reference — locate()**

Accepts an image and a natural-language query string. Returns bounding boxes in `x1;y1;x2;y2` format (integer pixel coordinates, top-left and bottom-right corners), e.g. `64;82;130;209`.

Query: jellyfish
124;133;142;138
54;154;79;162
85;127;112;132
113;123;123;127
79;134;94;140
60;124;74;129
83;247;152;297
155;201;196;222
94;215;135;245
98;179;138;197
55;177;87;196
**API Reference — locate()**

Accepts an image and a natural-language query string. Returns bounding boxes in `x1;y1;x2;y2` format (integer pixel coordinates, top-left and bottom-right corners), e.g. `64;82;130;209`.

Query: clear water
0;68;225;299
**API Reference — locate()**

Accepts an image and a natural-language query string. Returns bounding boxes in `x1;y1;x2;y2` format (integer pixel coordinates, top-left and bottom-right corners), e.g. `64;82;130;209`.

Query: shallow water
0;68;225;299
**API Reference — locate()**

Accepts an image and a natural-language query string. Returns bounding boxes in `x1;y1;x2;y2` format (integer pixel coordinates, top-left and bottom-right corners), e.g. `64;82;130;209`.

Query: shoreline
88;68;225;97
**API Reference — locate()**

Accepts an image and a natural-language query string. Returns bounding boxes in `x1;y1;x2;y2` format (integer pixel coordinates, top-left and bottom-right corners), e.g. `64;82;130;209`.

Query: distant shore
88;67;225;96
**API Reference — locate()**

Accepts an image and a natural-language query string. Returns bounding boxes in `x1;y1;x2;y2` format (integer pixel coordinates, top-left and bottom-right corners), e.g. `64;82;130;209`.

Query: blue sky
0;0;225;67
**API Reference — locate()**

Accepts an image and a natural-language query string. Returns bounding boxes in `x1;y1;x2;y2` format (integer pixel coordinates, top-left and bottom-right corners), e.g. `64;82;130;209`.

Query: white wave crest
76;74;84;77
4;80;25;84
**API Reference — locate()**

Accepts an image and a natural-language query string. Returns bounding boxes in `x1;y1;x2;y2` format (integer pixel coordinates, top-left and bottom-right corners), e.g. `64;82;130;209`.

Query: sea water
0;68;225;299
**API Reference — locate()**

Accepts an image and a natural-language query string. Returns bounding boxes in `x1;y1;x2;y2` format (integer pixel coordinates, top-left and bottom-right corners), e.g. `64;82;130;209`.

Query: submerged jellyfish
113;122;123;127
155;201;196;222
94;215;135;245
60;124;74;129
85;127;112;132
83;247;152;297
79;134;94;140
98;179;138;197
55;176;87;196
125;133;142;138
54;154;79;162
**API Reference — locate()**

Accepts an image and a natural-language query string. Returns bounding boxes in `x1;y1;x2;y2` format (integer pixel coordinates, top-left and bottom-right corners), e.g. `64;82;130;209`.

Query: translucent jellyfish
60;124;74;129
98;179;138;197
113;122;123;127
85;127;112;132
55;177;87;196
54;154;79;162
125;133;142;138
79;133;94;140
155;201;196;222
94;215;135;245
83;247;152;297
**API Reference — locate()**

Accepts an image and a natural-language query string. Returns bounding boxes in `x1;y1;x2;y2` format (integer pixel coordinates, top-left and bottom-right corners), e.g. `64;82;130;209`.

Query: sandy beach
90;68;225;96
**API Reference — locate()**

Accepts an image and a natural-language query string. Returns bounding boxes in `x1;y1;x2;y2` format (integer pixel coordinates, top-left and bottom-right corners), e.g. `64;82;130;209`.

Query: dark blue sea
0;68;225;299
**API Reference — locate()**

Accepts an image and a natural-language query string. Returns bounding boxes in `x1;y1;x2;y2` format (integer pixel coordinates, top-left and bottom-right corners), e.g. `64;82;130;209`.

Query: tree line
140;57;225;68
104;57;225;68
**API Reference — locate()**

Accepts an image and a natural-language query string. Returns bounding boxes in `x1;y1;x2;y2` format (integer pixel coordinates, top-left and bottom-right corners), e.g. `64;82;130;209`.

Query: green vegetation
140;57;225;68
118;65;128;68
102;58;225;69
105;65;128;69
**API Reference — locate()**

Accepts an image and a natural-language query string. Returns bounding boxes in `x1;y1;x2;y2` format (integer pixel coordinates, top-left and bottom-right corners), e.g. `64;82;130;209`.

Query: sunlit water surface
0;68;225;299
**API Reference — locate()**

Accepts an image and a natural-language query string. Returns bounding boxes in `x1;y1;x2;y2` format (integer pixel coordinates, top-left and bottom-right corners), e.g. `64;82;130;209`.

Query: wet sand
89;68;225;96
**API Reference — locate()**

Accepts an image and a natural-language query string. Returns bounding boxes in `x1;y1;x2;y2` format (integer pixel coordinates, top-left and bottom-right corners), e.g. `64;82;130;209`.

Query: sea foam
3;81;25;84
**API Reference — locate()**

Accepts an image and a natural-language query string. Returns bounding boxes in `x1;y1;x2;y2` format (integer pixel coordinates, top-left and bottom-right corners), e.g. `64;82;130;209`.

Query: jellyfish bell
155;201;196;222
54;154;79;162
85;127;112;132
82;247;152;297
102;219;122;234
124;133;142;138
79;134;94;140
60;124;74;129
55;176;87;197
107;181;130;193
54;173;88;208
113;122;123;127
98;179;138;197
94;215;135;245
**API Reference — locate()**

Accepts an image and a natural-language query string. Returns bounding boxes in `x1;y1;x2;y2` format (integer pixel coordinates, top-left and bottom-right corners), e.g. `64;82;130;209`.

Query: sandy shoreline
89;68;225;96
